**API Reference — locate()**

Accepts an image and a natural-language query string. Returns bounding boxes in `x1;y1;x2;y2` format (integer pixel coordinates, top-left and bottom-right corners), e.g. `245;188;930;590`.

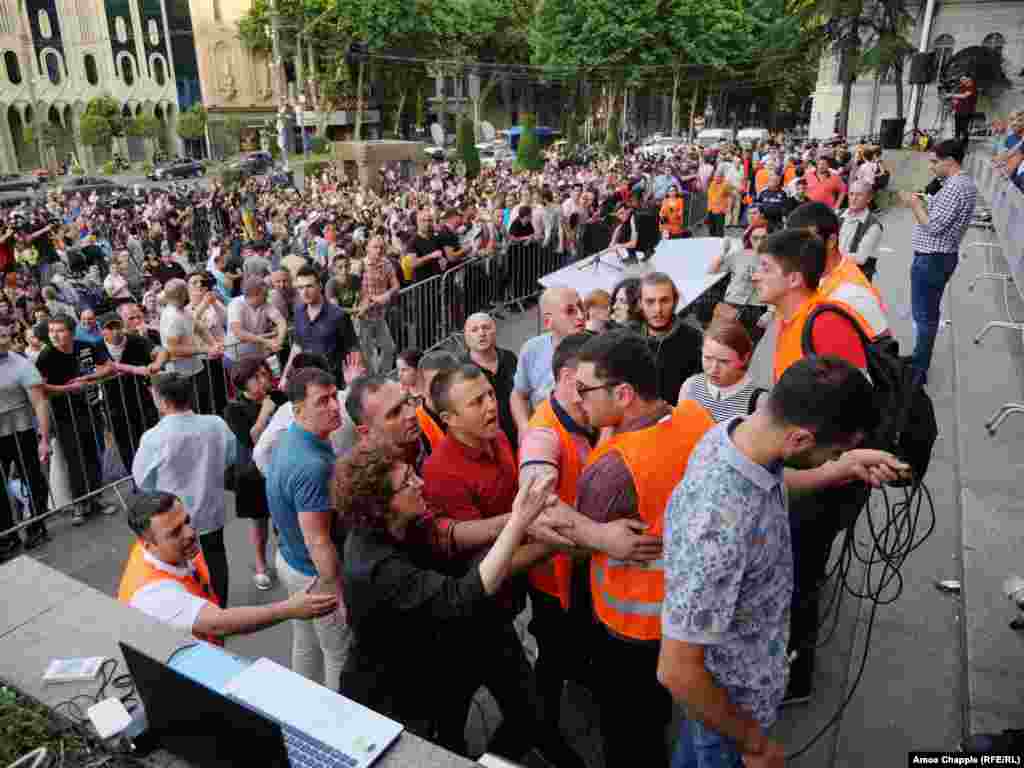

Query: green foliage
79;114;112;148
84;95;125;137
140;161;154;174
220;168;243;189
176;105;208;141
127;114;160;138
0;685;90;765
456;116;481;179
223;116;244;155
100;160;116;175
303;160;330;179
21;125;33;145
514;113;544;171
70;163;84;175
415;88;425;128
605;113;621;155
308;135;328;154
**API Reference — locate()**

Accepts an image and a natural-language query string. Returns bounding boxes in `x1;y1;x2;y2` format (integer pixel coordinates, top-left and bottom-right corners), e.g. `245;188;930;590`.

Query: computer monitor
119;642;290;768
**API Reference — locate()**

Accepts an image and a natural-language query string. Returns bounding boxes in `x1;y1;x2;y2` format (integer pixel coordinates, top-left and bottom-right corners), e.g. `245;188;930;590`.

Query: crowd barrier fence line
964;149;1024;435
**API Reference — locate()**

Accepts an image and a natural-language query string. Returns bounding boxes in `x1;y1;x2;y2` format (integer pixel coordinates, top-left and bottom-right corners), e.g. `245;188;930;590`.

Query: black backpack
801;303;937;486
873;168;891;191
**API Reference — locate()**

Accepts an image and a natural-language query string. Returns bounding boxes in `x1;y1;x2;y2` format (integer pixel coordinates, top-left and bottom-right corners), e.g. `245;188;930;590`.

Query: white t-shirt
828;283;889;337
224;296;283;360
128;549;213;634
160;305;203;376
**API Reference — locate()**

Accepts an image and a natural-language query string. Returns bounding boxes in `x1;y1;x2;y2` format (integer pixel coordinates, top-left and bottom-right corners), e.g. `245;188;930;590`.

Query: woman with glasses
334;442;556;757
707;222;773;341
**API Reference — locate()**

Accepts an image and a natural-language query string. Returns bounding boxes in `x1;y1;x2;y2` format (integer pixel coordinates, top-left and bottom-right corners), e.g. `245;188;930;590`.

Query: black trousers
595;630;673;768
105;380;158;472
436;624;543;761
954;113;972;146
199;527;229;608
55;405;104;507
0;429;49;540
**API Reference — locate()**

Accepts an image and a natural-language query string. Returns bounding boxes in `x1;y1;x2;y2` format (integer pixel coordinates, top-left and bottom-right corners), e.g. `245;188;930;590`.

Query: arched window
84;53;98;85
148;19;160;45
153;56;165;85
931;34;955;79
4;51;21;84
122;55;134;85
983;32;1005;56
38;10;52;38
45;51;61;84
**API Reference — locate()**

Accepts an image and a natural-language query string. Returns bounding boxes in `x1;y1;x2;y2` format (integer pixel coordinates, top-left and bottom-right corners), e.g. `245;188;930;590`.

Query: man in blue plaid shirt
898;139;977;383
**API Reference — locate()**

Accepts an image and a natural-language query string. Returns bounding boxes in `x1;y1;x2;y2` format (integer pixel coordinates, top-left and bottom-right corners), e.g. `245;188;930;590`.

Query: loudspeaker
908;52;936;84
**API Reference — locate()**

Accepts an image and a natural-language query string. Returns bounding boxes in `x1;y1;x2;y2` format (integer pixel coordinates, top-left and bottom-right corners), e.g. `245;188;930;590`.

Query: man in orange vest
751;228;906;706
415;350;459;451
118;491;336;645
787;201;889;338
570;330;715;768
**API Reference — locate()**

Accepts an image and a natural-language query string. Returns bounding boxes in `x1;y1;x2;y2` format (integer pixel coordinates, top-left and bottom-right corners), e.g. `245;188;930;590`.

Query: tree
456;115;480;178
84;95;125;138
224;116;244;154
80;114;112;149
515;112;543;171
176;105;208;158
605;113;622;155
127;115;160;139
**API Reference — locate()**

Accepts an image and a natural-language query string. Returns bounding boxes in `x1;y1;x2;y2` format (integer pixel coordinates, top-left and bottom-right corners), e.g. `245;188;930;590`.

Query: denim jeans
671;718;745;768
910;250;959;379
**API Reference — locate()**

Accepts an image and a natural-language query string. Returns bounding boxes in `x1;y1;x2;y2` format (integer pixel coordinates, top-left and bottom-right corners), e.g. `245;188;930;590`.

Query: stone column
0;109;19;173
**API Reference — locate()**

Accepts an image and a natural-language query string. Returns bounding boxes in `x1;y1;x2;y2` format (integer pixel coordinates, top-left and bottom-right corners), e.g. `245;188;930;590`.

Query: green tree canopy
456;115;481;178
80;114;112;148
176;105;208;141
514;112;544;171
84;96;125;138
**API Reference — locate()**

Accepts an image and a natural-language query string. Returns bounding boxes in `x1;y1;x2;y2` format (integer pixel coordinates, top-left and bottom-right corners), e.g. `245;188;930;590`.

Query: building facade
0;0;190;172
808;0;1024;140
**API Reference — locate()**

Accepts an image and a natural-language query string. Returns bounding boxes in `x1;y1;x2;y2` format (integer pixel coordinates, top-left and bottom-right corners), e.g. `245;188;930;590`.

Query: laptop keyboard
282;722;359;768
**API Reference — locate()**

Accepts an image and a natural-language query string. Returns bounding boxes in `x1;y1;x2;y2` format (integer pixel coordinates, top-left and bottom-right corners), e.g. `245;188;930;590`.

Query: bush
100;161;116;175
456;116;480;180
307;135;328;154
70;164;84;176
219;168;242;189
140;161;154;175
515;113;544;172
303;161;330;180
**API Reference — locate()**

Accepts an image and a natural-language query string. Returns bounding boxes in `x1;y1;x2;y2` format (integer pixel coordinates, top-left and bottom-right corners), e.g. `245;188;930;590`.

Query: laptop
121;643;402;768
222;657;404;768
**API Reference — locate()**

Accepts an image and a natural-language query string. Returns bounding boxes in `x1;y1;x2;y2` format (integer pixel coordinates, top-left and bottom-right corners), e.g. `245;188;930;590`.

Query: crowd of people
0;126;988;766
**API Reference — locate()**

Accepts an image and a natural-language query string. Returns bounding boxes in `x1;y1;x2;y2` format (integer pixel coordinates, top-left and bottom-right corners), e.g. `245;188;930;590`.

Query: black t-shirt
464;348;519;447
509;218;534;239
223;392;289;453
37;340;109;412
411;235;442;283
102;334;157;416
35;233;58;265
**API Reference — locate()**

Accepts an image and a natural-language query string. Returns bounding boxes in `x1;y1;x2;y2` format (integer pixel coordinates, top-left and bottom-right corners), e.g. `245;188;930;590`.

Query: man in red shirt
952;76;978;145
805;157;847;210
422;363;583;767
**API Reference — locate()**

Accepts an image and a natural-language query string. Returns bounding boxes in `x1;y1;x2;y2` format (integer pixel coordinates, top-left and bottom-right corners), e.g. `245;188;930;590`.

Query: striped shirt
911;171;978;254
681;373;761;423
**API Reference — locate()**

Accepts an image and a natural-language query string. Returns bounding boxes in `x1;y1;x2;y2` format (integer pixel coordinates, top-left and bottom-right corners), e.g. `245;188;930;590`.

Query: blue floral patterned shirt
662;417;792;729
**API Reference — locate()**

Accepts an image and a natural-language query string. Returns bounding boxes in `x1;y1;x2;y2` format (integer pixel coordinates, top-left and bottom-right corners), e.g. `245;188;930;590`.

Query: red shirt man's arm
809;313;867;369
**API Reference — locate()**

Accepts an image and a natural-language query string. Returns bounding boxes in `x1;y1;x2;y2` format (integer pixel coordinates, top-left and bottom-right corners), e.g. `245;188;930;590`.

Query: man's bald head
540;286;586;339
464;312;496;354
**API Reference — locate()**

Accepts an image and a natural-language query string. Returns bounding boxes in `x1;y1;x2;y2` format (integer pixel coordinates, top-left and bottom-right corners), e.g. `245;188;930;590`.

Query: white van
737;128;771;148
697;128;735;146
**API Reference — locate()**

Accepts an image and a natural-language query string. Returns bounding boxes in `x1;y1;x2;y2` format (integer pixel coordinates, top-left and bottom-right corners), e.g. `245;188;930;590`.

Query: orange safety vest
783;165;797;187
772;291;874;384
416;406;445;451
525;398;584;610
754;166;772;196
587;400;715;641
820;256;886;315
659;197;685;236
118;541;223;646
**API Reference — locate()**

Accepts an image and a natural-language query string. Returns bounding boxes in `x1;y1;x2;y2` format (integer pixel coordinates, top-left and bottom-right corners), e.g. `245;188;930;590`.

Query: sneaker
71;507;87;526
961;729;1024;754
253;571;273;591
99;504;118;516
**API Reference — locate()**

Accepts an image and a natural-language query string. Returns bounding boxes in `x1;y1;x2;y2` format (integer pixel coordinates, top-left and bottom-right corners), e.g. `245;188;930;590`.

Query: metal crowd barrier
964;149;1024;435
687;190;709;232
0;349;237;541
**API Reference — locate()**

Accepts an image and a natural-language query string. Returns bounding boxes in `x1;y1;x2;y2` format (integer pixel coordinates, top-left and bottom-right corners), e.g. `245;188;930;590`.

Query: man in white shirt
159;278;223;413
118;490;336;641
224;277;287;363
839;181;883;280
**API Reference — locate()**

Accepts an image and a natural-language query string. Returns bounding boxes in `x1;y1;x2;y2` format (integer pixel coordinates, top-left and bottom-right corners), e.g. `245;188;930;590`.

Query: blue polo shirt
265;423;336;577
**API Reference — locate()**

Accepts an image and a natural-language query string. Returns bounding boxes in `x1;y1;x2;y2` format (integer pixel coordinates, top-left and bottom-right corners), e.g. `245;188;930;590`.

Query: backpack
848;212;883;258
873;167;891;191
801;303;937;487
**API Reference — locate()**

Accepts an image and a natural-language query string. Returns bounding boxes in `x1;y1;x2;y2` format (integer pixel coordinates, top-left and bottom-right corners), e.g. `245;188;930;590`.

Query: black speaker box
908;52;936;84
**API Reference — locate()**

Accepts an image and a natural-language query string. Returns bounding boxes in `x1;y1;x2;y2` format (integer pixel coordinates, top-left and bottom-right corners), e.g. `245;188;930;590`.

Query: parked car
638;136;687;159
0;175;42;193
60;176;128;196
226;151;274;178
149;158;205;181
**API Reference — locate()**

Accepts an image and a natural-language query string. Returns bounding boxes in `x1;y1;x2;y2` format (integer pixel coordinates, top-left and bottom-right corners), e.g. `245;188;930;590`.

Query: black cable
51;658;138;724
787;477;937;761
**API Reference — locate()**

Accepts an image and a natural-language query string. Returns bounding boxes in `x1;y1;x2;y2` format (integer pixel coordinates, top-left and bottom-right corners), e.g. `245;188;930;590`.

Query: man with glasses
898;139;977;384
570;330;715;768
510;286;586;436
288;264;360;384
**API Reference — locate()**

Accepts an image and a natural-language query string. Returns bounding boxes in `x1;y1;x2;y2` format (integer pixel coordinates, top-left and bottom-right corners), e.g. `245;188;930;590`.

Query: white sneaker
100;505;118;516
71;508;86;526
253;571;273;591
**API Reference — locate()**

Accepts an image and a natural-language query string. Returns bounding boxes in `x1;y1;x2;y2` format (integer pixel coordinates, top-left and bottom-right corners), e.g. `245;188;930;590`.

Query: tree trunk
472;75;499;140
671;69;681;136
354;61;365;141
689;83;699;137
838;78;853;136
394;88;407;138
894;59;905;120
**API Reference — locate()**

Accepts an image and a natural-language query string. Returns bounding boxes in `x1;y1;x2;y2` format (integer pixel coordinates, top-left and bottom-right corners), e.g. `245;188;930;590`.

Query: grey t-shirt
160;305;203;377
721;239;764;307
0;352;42;438
512;332;556;408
